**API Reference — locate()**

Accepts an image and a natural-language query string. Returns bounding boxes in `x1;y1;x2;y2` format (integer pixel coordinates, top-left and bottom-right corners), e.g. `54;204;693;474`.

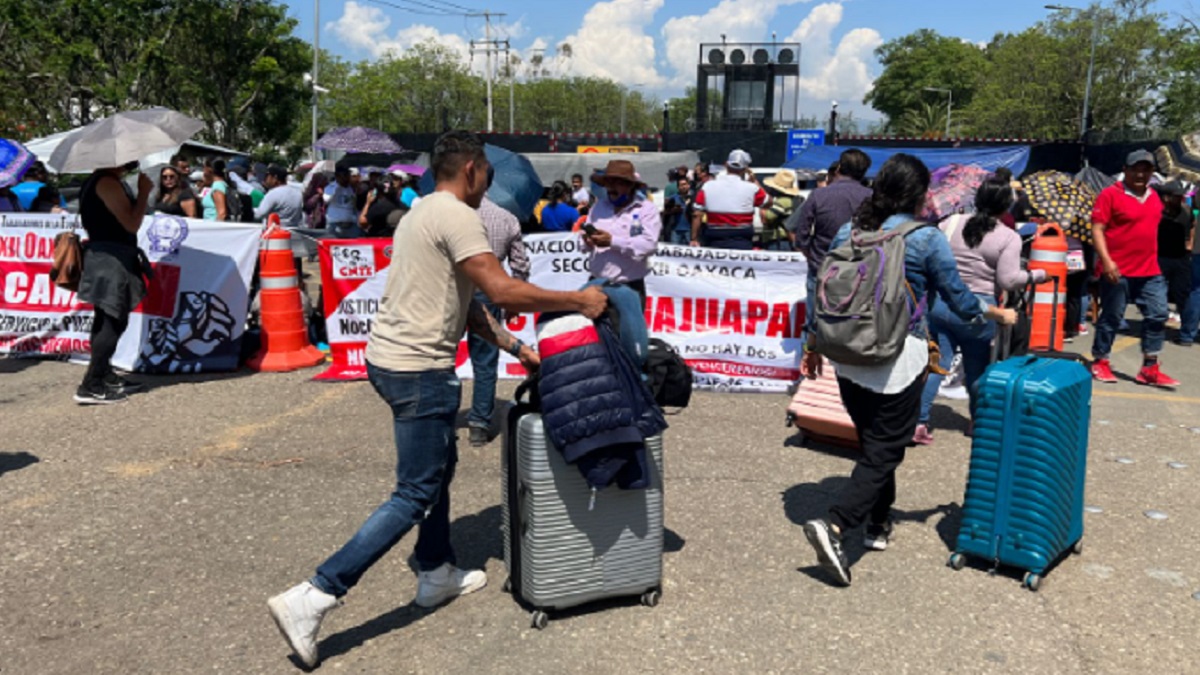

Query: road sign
786;129;826;161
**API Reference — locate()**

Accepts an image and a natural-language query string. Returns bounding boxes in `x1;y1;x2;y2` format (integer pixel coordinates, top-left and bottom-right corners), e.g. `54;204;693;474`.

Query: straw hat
763;169;801;196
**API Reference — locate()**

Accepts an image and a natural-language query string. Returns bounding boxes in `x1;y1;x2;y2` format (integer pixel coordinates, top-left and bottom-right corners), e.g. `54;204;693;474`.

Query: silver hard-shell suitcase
501;386;664;630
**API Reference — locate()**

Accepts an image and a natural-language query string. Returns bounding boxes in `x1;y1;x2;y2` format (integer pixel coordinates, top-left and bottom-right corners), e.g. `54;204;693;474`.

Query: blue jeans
1179;256;1200;343
313;366;461;597
803;269;818;337
670;229;690;245
1091;275;1168;358
919;293;996;426
467;292;502;429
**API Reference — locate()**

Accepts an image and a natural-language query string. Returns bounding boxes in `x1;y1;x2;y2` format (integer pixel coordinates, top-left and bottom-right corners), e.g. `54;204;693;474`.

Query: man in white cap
691;149;770;250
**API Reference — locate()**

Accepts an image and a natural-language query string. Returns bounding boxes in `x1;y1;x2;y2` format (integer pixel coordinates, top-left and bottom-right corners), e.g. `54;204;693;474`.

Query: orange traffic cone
247;216;325;372
1028;222;1069;352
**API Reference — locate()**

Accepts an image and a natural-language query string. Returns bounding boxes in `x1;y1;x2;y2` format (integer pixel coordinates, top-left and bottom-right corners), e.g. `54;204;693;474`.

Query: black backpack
645;338;692;409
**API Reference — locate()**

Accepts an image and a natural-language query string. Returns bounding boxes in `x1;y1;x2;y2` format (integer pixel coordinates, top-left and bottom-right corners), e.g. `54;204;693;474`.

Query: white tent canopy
24;130;247;173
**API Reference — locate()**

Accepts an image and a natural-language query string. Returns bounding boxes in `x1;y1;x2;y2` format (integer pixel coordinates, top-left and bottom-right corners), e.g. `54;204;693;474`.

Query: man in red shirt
1090;150;1178;387
690;149;769;250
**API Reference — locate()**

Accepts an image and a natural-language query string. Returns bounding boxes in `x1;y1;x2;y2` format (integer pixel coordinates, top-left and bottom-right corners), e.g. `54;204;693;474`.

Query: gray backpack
810;221;930;366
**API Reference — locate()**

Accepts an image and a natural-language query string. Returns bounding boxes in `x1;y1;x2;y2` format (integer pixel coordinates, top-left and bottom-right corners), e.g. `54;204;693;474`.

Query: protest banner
317;233;806;393
316;233;591;382
645;244;807;393
0;213;259;373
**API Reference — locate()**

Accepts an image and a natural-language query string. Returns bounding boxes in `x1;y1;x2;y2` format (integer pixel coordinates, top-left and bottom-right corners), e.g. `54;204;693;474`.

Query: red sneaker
1136;363;1180;388
1091;359;1118;384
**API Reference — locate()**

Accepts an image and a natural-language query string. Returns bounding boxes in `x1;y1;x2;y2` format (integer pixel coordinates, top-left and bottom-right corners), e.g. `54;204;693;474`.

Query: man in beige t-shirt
269;131;607;669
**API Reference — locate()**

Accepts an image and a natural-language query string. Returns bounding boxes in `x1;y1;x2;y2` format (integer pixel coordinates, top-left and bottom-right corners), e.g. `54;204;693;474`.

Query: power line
361;0;476;17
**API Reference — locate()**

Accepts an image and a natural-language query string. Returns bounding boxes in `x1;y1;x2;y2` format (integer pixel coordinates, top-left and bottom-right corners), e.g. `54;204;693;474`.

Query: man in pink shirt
1090;150;1179;387
582;159;662;307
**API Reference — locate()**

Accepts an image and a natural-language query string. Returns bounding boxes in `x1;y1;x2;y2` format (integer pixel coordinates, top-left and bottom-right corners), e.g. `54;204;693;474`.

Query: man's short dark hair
571;173;584;181
171;154;188;166
838;149;870;181
432;130;487;183
266;165;288;183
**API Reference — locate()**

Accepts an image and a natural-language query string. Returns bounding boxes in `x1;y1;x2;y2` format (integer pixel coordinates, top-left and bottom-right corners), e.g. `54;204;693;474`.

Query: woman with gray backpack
798;154;1016;586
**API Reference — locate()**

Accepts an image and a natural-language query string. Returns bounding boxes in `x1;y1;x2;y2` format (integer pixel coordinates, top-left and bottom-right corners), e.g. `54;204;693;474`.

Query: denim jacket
828;214;987;340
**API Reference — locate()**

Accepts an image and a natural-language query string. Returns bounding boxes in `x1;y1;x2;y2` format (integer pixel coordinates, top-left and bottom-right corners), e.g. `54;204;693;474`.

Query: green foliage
863;29;988;130
895;102;950;138
666;87;722;131
871;3;1199;139
0;0;310;148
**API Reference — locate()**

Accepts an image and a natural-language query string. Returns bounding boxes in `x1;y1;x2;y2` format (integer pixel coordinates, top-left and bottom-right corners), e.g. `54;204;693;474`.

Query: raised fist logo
141;291;236;373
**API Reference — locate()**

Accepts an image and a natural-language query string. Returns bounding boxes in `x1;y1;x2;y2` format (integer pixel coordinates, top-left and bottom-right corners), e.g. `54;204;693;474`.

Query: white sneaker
267;581;340;668
415;563;488;608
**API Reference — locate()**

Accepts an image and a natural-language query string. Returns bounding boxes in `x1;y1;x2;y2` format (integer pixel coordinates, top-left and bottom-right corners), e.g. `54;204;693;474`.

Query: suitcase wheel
640;589;662;608
1072;540;1084;555
531;610;550;630
501;577;512;593
1023;572;1042;592
785;412;795;428
947;553;967;571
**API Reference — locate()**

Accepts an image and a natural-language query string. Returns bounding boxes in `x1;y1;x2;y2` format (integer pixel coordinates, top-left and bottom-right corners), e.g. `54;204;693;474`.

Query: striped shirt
694;172;768;229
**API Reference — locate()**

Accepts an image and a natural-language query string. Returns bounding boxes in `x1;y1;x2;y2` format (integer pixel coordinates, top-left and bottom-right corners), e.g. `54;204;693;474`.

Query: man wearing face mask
581;159;662;308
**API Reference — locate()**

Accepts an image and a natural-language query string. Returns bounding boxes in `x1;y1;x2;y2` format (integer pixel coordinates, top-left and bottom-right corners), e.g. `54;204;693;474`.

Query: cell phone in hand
583;224;598;236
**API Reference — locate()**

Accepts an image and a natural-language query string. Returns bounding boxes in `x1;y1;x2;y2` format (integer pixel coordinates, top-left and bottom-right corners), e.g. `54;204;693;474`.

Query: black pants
1160;256;1192;311
82;307;129;390
1065;271;1089;337
829;374;925;532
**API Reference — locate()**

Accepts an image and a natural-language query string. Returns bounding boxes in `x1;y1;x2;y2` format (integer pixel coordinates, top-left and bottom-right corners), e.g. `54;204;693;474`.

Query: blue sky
280;0;1196;120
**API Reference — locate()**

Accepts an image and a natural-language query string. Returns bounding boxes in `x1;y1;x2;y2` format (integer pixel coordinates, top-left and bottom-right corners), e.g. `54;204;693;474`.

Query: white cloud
558;0;667;86
661;0;808;87
786;3;881;104
327;1;470;62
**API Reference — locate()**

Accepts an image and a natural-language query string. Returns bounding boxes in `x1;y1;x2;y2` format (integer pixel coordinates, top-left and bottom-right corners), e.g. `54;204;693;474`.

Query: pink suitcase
785;357;860;449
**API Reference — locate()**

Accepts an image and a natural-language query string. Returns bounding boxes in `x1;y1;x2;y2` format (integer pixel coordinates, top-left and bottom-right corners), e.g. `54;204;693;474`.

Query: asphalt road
1;334;1198;674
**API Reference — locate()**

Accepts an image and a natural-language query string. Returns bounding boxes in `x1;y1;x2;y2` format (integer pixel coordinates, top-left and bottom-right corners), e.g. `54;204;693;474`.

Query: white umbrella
49;107;206;173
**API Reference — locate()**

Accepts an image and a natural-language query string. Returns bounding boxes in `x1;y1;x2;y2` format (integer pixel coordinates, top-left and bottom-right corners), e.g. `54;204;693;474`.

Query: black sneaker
863;520;895;551
74;386;128;406
803;519;852;586
468;426;489;447
105;374;146;394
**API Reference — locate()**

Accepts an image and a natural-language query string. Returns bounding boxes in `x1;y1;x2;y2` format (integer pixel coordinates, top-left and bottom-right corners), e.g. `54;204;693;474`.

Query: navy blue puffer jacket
536;312;667;489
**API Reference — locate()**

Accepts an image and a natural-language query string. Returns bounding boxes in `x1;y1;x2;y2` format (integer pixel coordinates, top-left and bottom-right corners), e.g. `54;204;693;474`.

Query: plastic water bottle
630;213;643;237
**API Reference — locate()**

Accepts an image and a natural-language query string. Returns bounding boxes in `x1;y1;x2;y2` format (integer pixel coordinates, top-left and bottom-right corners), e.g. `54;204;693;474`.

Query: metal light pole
311;0;319;161
923;86;953;138
1046;4;1100;141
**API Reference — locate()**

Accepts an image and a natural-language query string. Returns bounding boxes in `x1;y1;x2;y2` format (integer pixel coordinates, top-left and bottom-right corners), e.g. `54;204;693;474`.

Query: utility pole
467;11;506;133
507;40;514;133
311;0;320;161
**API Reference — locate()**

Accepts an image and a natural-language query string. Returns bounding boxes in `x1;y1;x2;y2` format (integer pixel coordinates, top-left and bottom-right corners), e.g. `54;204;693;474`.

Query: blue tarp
784;145;1031;178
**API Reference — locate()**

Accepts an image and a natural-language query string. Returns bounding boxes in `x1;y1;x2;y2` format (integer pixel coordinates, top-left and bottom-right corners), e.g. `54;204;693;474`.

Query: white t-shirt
572;187;591;206
366;191;493;372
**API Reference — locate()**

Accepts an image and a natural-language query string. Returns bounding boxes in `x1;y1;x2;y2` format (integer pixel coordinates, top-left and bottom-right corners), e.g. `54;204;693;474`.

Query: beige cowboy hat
591;159;646;188
763;169;801;196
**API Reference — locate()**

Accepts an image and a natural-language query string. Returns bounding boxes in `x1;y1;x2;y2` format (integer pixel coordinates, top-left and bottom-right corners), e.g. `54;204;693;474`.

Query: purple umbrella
0;138;36;188
921;164;992;221
314;127;403;154
387;163;426;176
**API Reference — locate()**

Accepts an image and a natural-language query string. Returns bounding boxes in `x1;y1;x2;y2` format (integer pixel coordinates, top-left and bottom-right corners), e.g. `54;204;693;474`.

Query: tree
864;29;989;130
895;102;950;137
666;87;722;131
0;0;310;148
965;1;1172;139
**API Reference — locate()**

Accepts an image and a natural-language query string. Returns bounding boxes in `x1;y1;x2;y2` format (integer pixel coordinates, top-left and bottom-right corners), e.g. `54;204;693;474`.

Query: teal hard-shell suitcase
949;355;1091;590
